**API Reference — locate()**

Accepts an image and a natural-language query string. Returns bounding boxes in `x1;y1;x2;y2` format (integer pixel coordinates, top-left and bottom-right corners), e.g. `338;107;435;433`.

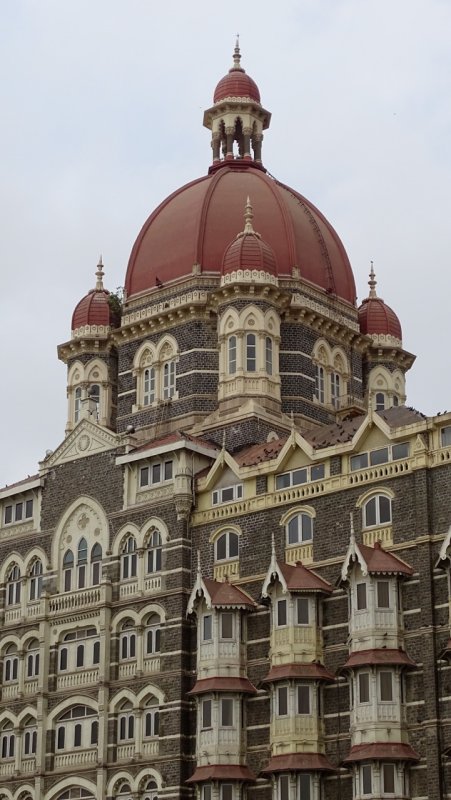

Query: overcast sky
1;0;450;487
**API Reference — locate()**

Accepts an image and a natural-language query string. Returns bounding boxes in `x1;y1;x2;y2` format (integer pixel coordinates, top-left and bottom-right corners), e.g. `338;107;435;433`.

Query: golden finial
368;261;377;298
95;255;104;291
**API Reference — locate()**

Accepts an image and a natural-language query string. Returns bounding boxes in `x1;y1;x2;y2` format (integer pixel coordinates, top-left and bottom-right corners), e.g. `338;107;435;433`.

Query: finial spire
368;261;377;298
233;35;242;70
197;550;201;576
243;196;255;234
350;512;355;545
95;255;104;291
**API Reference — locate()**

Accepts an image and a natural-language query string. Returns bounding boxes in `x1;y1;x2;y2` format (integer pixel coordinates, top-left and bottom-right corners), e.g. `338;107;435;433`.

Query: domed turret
71;258;118;337
222;197;278;281
358;264;402;344
213;40;261;104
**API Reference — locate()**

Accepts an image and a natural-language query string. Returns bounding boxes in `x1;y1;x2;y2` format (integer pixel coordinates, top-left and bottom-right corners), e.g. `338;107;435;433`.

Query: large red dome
125;163;356;305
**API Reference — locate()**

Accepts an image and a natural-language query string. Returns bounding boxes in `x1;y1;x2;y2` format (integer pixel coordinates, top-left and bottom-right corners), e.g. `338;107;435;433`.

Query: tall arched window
6;564;21;606
286;513;314;545
74;387;82;423
142;780;158;800
56;706;97;750
91;543;102;585
143;699;160;739
163;359;176;400
22;716;37;756
315;365;325;404
246;333;256;372
145;614;161;655
0;721;15;758
228;336;237;374
118;701;135;741
330;371;341;408
115;783;133;800
56;790;96;799
120;620;136;661
375;391;386;411
121;536;137;579
29;559;43;601
77;538;88;589
265;337;273;375
363;494;392;528
146;530;162;574
63;550;74;592
4;644;19;682
144;367;156;405
88;384;100;420
26;638;40;679
215;531;239;562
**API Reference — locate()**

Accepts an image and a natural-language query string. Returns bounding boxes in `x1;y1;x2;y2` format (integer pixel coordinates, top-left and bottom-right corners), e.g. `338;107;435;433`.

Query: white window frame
212;484;243;506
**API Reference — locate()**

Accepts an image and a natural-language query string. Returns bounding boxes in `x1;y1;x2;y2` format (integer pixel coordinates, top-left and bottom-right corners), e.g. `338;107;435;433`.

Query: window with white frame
286;513;314;545
228;335;237;374
118;701;135;742
276;598;287;627
315;364;325;404
22;716;37;756
212;484;243;505
313;343;349;408
277;686;288;716
297;684;311;715
91;543;102;585
6;564;21;605
121;535;137;579
382;763;395;793
350;443;409;471
220;697;234;727
360;764;372;795
145;614;161;655
29;558;43;601
56;790;95;800
62;542;102;592
356;582;367;611
120;620;136;661
215;530;239;562
3;644;19;683
246;333;257;372
441;426;451;447
0;721;15;758
276;464;325;490
202;614;212;642
135;338;178;408
376;580;391;608
220;611;234;640
63;549;74;592
142;779;158;800
3;496;33;526
77;538;88;588
358;672;370;704
375;391;386;411
220;786;233;800
143;367;156;406
265;336;273;375
59;628;99;672
379;670;394;702
363;494;392;528
201;697;212;729
163;359;176;399
146;530;162;574
143;698;160;738
139;460;173;489
74;387;82;423
296;597;310;625
330;371;341;408
115;782;133;800
56;705;98;750
26;638;40;679
202;785;212;800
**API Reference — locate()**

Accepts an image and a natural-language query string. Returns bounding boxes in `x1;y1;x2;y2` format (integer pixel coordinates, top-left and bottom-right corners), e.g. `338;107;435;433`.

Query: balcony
24;679;39;696
285;543;313;566
21;757;36;774
143;656;160;674
4;606;21;625
49;587;101;614
362;525;393;547
142;739;159;757
0;760;14;776
213;560;239;581
118;661;137;680
57;668;99;691
117;743;135;761
119;579;138;599
2;683;19;700
54;748;97;769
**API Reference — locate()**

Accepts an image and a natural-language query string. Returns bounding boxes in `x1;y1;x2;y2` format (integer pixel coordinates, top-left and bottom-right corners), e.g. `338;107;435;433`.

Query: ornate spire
368;261;377;298
232;35;243;71
243;197;255;234
95;255;104;291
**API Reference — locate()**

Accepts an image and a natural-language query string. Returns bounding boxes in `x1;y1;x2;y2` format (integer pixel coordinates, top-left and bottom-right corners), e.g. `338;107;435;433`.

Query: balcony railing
54;748;97;769
49;587;101;614
57;668;99;690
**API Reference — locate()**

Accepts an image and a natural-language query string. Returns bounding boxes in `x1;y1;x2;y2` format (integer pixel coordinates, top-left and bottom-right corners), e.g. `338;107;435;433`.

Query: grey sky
1;0;450;486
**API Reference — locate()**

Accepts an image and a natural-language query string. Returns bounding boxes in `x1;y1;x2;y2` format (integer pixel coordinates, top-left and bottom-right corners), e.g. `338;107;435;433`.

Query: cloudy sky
1;0;450;486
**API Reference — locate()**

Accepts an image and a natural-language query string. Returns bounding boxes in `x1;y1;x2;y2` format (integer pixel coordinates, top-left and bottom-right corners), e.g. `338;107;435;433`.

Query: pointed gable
341;538;413;582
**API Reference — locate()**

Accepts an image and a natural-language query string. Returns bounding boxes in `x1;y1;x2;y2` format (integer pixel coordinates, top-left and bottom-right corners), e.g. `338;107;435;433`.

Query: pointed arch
52;496;108;580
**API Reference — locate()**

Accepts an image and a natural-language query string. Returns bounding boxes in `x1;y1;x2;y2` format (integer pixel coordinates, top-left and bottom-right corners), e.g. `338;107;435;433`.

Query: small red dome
72;289;112;330
358;297;402;341
214;70;260;104
222;201;277;276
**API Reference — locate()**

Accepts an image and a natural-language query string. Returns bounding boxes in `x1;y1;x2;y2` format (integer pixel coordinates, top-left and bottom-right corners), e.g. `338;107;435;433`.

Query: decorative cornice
220;269;279;287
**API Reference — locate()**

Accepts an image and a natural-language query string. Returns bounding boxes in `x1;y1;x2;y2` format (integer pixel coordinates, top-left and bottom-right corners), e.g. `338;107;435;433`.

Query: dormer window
441;426;451;447
3;497;33;525
276;464;324;490
212;484;243;505
139;460;173;488
350;442;409;471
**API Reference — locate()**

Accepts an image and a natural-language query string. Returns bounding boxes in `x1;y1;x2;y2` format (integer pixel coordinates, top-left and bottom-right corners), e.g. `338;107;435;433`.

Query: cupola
358;264;402;344
221;197;278;283
71;257;119;338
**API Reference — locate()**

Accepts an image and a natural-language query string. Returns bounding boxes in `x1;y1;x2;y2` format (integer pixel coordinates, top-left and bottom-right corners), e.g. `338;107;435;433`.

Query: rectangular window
358;673;370;703
140;467;149;487
275;465;325;490
15;502;23;521
299;775;311;800
311;463;325;481
221;487;234;502
350;452;369;471
221;698;233;726
279;775;290;800
203;786;212;800
392;442;409;460
441;427;451;447
356;583;367;610
221;786;233;800
4;505;12;525
246;334;256;372
382;763;395;793
292;468;308;486
361;764;372;795
202;699;212;728
152;463;161;484
377;580;390;608
265;337;273;375
277;599;287;627
297;685;310;715
25;499;33;518
296;598;309;625
277;686;288;716
164;460;173;480
203;615;212;641
370;447;389;466
380;671;393;702
221;612;234;640
212;484;243;505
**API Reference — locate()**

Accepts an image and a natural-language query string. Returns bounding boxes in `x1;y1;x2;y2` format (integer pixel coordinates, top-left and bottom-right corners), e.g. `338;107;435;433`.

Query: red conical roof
213;41;260;103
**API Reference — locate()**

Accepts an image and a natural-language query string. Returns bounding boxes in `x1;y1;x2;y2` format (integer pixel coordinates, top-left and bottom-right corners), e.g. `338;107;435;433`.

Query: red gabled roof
263;663;334;683
1;474;39;492
358;541;413;576
342;649;416;670
186;765;256;783
234;438;287;467
343;742;419;763
262;753;335;774
188;677;257;695
132;430;218;454
278;561;333;594
203;578;256;608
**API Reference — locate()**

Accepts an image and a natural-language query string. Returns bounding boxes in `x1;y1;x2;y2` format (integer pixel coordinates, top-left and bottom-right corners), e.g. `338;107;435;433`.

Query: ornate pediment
39;419;118;471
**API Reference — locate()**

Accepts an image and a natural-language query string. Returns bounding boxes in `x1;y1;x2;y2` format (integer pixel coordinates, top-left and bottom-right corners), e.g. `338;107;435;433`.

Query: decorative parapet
213;560;240;581
121;290;209;328
220;269;278;286
362;526;393;547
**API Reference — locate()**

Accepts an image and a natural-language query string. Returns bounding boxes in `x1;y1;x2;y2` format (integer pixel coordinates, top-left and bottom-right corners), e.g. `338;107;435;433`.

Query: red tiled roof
203;578;255;608
262;753;335;773
234;438;287;467
358;541;413;576
376;406;426;426
188;677;257;695
186;765;256;783
214;70;261;103
343;742;419;763
263;663;334;683
278;561;333;593
342;649;416;670
358;296;402;340
302;416;364;450
132;430;218;454
222;230;277;276
72;289;112;330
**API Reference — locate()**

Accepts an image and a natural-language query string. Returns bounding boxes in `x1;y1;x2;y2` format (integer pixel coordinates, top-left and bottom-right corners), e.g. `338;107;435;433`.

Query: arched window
77;538;88;589
228;336;237;374
74;387;82;423
146;530;162;574
144;367;156;405
56;788;95;799
29;559;43;601
91;543;102;585
63;549;74;592
163;359;176;400
330;371;341;408
143;698;160;739
145;614;161;655
88;384;100;420
286;513;314;545
121;536;137;580
56;705;97;750
22;716;37;756
142;779;158;800
115;783;133;800
6;564;21;605
120;620;136;661
315;365;325;404
0;721;15;758
363;494;392;528
246;333;256;372
3;644;19;682
118;700;135;741
59;628;98;672
215;531;239;562
26;638;40;679
375;391;386;411
265;337;273;375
